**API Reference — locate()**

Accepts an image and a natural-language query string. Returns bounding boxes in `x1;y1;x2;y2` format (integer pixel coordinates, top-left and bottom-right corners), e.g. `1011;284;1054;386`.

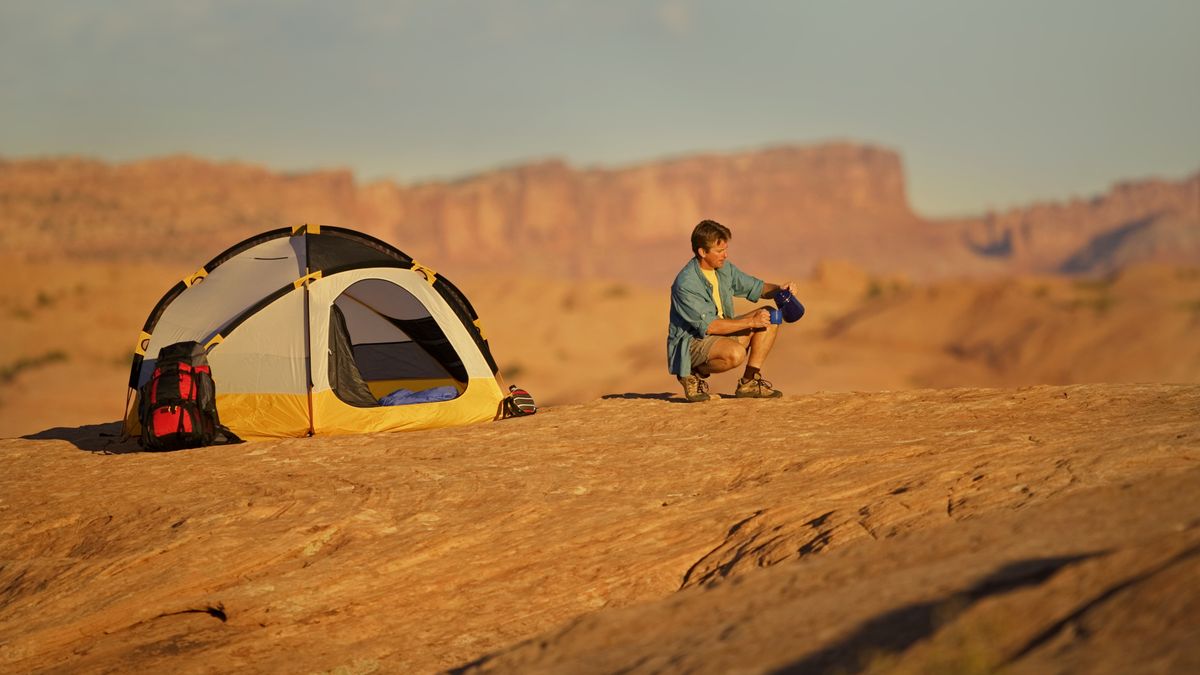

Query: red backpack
138;341;232;450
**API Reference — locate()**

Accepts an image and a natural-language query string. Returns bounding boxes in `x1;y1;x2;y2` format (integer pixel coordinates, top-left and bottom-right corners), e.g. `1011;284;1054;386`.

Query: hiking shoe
735;373;783;399
679;374;711;402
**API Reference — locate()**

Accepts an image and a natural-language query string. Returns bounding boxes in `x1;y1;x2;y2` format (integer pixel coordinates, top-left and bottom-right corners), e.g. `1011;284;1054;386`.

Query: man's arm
707;311;770;335
760;280;799;299
706;276;800;334
725;262;795;302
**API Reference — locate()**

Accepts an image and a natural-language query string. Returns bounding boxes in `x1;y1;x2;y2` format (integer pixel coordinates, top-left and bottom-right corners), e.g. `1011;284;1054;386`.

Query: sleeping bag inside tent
123;224;507;440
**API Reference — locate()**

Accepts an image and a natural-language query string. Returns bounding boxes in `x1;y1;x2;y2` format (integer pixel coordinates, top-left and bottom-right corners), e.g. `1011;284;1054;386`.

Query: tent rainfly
123;224;507;440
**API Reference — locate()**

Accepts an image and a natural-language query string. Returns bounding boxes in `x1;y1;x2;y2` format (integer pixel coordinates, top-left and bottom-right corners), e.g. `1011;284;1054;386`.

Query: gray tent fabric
328;304;380;408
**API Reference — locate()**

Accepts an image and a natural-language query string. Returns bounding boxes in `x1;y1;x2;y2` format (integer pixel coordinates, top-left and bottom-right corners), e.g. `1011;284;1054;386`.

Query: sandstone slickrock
1;384;1197;673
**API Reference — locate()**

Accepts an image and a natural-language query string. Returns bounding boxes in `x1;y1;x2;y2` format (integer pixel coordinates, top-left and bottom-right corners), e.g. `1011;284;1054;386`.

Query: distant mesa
1;144;1196;280
1060;212;1200;276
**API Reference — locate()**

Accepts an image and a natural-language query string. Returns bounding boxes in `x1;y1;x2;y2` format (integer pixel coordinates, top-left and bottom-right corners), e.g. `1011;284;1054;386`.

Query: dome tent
123;224;507;440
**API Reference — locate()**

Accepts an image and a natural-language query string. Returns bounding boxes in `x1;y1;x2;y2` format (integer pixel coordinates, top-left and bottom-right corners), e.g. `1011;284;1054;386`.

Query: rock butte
2;143;1197;280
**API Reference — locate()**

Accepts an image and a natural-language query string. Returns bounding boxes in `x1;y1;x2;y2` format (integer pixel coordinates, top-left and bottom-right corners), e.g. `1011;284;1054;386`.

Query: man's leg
732;307;784;398
690;308;784;398
741;314;779;382
697;307;782;376
696;337;746;376
681;336;726;402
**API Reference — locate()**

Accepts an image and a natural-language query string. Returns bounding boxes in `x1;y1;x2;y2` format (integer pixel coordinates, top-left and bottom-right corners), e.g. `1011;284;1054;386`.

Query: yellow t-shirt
700;268;725;318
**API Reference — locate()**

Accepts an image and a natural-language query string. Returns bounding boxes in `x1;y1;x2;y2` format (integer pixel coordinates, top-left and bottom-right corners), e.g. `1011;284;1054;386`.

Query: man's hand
747;308;771;329
764;281;799;299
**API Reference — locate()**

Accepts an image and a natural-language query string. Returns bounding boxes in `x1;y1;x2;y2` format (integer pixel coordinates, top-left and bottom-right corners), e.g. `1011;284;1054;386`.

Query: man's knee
707;342;746;370
729;346;747;366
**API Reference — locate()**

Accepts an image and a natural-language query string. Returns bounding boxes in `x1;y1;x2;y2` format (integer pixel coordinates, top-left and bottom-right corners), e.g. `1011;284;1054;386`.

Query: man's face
698;239;728;270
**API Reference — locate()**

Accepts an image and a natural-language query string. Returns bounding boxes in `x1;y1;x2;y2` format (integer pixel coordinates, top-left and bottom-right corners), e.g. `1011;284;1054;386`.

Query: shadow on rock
601;392;688;403
770;553;1103;675
23;421;142;453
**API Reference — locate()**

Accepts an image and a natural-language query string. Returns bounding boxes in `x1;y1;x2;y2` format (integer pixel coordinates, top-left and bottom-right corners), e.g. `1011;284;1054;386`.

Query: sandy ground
1;383;1198;673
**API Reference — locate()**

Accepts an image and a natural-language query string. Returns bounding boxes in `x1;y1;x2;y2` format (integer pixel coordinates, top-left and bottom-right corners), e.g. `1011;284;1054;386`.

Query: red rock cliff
1;144;1195;280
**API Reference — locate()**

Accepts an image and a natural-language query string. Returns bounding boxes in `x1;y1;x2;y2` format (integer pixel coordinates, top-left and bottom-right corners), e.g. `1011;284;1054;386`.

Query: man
667;219;797;402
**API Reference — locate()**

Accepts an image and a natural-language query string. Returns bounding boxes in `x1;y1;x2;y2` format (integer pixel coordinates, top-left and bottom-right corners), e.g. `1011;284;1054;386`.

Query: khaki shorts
689;335;736;369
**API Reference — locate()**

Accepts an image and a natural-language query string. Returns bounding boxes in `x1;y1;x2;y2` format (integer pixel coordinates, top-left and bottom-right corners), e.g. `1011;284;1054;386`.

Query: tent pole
302;231;316;436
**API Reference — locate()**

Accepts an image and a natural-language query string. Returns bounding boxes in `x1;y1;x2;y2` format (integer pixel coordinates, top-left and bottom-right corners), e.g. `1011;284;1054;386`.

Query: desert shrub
0;351;68;384
1072;278;1112;293
603;283;630;298
865;278;906;300
1062;295;1117;315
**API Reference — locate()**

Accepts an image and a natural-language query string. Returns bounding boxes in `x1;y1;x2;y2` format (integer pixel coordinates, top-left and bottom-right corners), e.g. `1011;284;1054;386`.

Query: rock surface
2;383;1198;673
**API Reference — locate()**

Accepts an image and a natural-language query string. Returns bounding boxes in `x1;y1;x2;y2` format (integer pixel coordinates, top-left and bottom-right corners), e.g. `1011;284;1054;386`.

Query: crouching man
667;219;797;402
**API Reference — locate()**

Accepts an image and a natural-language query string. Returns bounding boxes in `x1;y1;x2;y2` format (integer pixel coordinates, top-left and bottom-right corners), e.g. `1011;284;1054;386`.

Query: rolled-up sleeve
727;261;764;303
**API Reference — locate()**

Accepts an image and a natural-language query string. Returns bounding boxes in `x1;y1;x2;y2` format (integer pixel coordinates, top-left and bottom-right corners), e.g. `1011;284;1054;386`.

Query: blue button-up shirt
667;257;764;376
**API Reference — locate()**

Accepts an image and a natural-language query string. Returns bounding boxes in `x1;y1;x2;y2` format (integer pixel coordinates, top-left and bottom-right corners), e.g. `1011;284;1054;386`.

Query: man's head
692;219;732;269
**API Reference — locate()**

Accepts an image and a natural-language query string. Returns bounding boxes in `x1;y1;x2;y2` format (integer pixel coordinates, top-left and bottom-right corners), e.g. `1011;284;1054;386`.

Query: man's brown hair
691;219;731;258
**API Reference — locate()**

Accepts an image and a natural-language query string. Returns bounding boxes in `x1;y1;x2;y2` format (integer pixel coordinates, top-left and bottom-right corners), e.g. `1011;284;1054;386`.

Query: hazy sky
2;1;1197;216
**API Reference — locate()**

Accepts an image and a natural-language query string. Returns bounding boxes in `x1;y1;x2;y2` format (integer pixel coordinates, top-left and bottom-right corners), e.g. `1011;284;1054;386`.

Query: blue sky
2;1;1197;216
